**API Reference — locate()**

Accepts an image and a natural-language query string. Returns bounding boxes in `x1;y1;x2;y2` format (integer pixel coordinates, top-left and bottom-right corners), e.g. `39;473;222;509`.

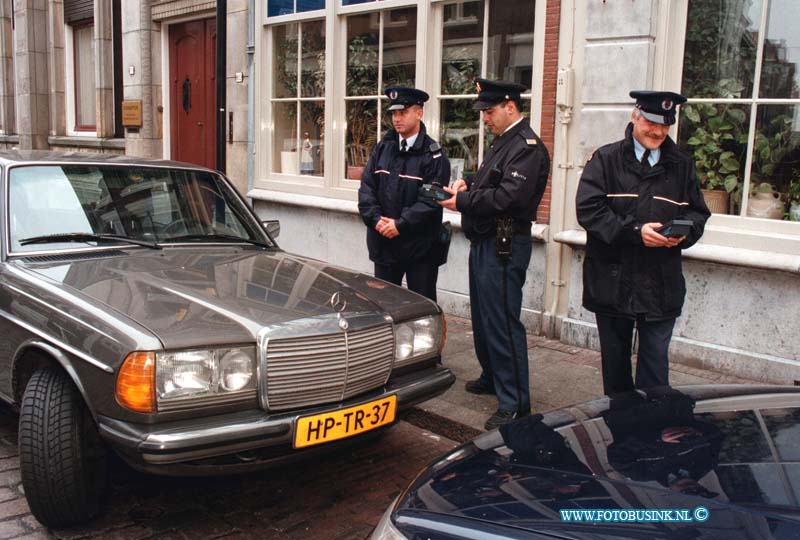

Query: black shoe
465;379;495;395
484;409;529;430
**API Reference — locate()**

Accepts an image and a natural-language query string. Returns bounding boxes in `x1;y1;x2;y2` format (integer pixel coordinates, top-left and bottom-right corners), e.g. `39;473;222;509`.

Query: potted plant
682;101;748;214
345;35;379;180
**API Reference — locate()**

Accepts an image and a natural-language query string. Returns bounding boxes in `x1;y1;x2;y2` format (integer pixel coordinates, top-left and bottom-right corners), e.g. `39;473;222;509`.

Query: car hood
395;386;800;539
17;247;436;349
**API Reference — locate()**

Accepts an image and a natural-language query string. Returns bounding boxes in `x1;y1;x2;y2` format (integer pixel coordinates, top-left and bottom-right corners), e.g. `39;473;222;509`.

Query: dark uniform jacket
358;123;450;265
576;123;711;320
456;118;550;240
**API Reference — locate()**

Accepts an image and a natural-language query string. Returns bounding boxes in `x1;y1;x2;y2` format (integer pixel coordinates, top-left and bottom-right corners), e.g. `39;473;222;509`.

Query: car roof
0;150;217;173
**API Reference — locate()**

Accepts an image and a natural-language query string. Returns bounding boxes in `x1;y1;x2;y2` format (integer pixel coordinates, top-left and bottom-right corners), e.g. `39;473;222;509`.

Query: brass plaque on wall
121;101;143;127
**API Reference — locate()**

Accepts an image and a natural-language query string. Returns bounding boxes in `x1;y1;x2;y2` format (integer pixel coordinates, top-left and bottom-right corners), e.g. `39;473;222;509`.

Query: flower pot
746;185;784;220
701;189;729;214
281;151;298;174
347;165;365;181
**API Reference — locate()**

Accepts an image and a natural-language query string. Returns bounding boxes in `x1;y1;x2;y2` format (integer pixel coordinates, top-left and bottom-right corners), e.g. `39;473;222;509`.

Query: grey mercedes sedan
0;151;454;527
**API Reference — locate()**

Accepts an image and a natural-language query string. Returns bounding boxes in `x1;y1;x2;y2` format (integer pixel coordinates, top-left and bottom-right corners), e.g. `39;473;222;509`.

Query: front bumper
97;365;454;475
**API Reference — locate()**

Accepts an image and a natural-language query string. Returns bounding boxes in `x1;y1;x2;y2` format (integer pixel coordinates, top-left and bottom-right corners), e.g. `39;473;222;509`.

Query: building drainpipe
246;0;255;206
543;0;576;338
216;0;227;174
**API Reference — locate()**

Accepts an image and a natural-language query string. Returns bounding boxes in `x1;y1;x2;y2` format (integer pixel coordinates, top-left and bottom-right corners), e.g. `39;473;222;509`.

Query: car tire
19;368;110;528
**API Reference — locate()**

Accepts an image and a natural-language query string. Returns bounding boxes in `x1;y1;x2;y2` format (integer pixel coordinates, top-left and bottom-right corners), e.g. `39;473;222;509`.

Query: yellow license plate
294;395;397;449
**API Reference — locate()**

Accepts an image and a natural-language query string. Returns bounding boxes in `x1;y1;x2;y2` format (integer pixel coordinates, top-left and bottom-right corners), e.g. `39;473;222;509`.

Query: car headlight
156;346;256;402
393;315;442;368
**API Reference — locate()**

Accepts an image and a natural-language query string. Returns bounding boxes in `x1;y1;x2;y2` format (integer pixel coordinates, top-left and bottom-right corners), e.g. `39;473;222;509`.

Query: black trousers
595;314;676;396
468;236;532;414
374;258;438;302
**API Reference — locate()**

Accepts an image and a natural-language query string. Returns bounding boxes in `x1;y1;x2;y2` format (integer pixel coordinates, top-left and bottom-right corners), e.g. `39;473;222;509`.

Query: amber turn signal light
116;351;156;413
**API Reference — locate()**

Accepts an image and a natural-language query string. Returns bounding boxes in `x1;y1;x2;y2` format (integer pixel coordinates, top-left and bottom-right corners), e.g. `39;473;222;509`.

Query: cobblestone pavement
0;407;455;540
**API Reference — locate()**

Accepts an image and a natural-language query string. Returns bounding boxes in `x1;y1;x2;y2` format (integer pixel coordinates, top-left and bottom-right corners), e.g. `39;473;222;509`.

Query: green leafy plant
682;102;748;211
345;35;379;169
788;174;800;205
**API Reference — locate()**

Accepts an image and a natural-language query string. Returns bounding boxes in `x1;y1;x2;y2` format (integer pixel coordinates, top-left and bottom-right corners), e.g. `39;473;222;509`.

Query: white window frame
254;0;546;201
656;0;800;254
64;22;97;137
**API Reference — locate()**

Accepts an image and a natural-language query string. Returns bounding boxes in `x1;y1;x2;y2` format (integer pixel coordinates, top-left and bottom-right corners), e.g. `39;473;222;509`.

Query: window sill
0;134;19;144
48;136;126;150
554;229;800;274
248;187;548;242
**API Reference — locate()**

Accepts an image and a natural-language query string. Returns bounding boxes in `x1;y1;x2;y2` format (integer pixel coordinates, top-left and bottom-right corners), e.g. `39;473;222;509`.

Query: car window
9;167;95;246
8;165;269;253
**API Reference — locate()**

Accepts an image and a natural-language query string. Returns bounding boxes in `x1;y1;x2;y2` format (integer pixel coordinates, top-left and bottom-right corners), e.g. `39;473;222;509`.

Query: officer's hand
377;217;399;238
642;222;682;248
451;179;468;192
437;186;458;211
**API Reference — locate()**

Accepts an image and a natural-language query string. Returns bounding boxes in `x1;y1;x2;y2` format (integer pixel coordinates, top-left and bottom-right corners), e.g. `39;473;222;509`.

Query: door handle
182;77;191;113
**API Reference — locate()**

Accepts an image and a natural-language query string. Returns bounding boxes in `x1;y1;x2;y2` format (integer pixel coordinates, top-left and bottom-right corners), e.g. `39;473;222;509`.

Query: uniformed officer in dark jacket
439;79;550;430
576;90;711;395
358;86;450;302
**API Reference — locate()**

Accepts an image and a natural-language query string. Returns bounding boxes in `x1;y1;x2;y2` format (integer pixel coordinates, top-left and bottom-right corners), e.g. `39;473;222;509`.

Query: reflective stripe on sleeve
653;196;689;206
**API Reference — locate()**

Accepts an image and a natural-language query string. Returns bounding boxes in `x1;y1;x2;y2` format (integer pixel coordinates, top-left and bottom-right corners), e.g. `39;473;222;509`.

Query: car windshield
7;165;272;253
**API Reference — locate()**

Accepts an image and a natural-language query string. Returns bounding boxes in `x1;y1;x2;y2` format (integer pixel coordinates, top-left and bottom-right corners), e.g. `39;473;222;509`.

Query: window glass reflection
487;0;534;91
297;0;324;12
346;99;377;179
300;101;325;176
382;8;417;88
759;0;800;98
301;20;326;98
681;0;761;99
268;0;293;17
440;99;480;182
273;102;299;174
747;105;800;220
274;24;298;99
441;0;484;95
346;14;378;96
762;408;800;460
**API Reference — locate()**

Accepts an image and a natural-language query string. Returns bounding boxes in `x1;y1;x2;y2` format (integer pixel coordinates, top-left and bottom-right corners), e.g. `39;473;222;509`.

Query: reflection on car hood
17;247;435;349
397;386;800;539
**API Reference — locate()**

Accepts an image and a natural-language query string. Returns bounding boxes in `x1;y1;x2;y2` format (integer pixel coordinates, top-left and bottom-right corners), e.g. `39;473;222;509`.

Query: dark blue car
372;385;800;539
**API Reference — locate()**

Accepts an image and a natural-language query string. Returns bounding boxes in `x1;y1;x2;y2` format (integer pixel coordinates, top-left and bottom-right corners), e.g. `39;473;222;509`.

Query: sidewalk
416;315;761;436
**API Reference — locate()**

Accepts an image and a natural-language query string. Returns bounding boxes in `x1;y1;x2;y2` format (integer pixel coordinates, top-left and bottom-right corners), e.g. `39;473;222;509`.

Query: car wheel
19;368;110;528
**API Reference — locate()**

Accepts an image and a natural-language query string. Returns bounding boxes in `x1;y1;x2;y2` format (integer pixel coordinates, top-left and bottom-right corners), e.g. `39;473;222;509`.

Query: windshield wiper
164;233;272;249
19;233;162;249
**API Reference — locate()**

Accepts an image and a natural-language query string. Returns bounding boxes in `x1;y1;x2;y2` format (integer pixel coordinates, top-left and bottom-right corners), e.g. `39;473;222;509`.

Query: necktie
641;149;651;169
401;139;408;152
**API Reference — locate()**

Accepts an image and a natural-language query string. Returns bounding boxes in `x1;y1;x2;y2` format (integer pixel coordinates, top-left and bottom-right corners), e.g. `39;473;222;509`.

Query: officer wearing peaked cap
358;86;450;301
576;90;710;396
438;78;550;430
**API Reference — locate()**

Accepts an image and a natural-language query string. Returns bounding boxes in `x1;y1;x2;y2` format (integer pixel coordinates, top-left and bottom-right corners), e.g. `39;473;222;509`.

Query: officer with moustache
439;79;550;429
358;86;450;301
576;91;710;395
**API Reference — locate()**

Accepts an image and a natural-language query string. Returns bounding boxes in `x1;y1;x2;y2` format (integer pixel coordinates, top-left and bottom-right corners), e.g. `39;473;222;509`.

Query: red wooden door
169;19;216;169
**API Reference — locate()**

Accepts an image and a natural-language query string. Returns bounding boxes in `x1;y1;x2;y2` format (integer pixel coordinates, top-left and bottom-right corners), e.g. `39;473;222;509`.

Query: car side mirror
262;220;280;239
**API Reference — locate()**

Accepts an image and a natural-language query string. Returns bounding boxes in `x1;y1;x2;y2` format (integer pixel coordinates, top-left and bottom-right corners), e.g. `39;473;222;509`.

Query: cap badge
476;82;482;92
662;99;673;110
389;90;398;100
